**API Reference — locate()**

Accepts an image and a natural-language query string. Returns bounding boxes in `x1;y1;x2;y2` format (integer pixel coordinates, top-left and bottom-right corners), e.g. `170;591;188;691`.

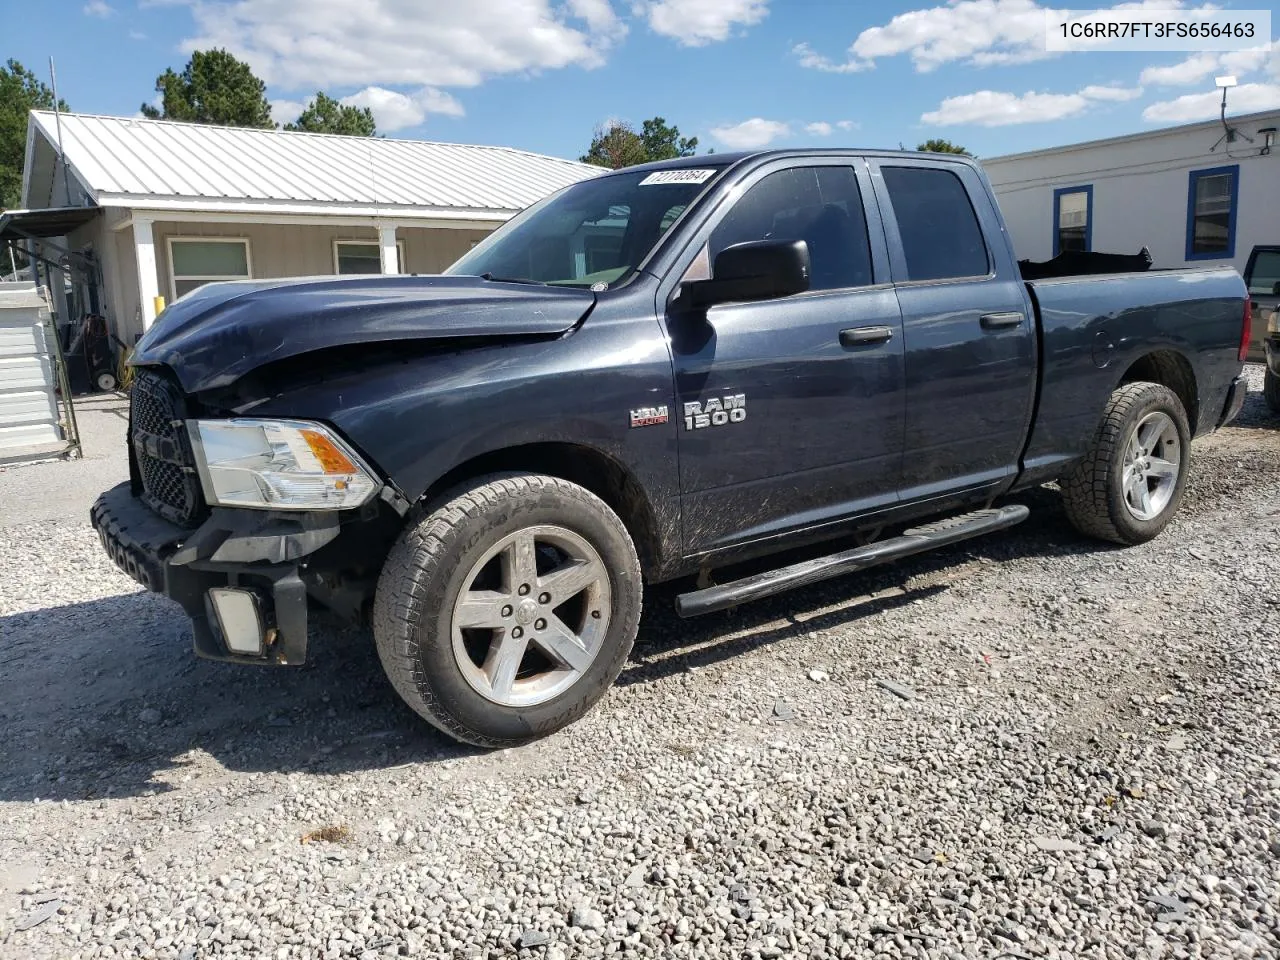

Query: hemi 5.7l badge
684;394;746;430
629;405;669;428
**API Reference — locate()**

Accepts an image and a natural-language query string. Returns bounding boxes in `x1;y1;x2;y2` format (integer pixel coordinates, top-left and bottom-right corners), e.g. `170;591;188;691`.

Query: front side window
1186;165;1238;260
445;167;726;288
1053;186;1092;255
881;166;989;281
1246;248;1280;296
335;240;403;274
707;166;873;290
168;238;251;299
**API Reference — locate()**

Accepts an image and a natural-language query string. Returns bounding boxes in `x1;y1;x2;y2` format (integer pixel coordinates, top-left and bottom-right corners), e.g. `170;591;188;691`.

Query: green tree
141;49;274;128
581;116;698;170
1;59;68;211
916;138;972;156
284;92;377;136
639;116;698;162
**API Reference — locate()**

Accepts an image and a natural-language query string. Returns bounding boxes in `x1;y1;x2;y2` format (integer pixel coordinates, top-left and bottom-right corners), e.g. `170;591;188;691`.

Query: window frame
167;236;253;301
873;160;995;286
1052;184;1093;257
333;238;405;275
1185;164;1239;261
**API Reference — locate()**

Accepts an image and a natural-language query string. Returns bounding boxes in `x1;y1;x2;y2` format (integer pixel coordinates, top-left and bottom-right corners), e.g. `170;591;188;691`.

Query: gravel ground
1;367;1278;960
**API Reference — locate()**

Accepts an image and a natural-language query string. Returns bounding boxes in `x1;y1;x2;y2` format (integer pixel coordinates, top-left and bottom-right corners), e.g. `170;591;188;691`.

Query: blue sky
6;0;1278;160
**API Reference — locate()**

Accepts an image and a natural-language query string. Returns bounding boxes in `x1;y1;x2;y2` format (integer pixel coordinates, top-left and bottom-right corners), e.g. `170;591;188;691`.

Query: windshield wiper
480;273;547;286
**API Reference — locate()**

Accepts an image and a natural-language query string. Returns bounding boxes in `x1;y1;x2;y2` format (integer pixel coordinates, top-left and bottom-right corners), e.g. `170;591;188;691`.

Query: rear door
661;158;905;554
867;158;1036;501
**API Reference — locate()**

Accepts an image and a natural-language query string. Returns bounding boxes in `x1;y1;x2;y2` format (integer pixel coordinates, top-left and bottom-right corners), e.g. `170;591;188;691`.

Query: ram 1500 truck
92;150;1251;746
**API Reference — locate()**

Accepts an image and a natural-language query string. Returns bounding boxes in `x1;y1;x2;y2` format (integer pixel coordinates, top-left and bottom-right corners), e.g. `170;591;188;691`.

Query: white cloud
922;90;1089;126
797;0;1226;74
339;86;465;132
791;42;870;74
805;121;833;136
639;0;768;46
181;0;626;91
270;98;307;125
1139;52;1219;86
922;81;1150;126
128;29;147;40
83;0;114;15
1143;82;1280;122
836;119;858;131
1078;84;1143;101
709;118;791;148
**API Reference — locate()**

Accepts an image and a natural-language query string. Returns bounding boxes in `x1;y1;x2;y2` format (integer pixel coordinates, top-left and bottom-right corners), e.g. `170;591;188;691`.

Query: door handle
839;325;894;347
980;312;1024;330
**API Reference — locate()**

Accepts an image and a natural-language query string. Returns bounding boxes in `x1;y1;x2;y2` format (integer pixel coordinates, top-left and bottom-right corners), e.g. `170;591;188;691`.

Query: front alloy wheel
373;473;642;747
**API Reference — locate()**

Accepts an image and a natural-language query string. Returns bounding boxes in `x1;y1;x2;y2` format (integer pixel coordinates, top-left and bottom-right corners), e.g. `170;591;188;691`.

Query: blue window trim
1185;164;1239;261
1052;184;1093;257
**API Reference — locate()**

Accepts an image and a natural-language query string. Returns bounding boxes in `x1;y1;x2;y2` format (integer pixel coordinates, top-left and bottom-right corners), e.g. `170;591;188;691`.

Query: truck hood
130;274;595;393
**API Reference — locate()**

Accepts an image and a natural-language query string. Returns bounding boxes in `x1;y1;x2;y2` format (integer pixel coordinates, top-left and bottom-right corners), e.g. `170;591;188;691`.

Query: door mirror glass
683;239;811;307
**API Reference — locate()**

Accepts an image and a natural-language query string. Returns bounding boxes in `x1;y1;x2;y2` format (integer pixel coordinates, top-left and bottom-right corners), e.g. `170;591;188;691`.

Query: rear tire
1265;367;1280;414
372;473;642;748
1061;381;1190;546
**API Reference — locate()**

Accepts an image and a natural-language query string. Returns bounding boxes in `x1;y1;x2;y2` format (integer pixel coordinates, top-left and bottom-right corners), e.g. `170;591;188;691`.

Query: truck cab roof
612;148;981;177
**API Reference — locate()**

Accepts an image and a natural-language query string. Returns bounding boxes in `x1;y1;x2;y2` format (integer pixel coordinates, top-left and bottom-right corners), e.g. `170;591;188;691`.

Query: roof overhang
0;206;101;243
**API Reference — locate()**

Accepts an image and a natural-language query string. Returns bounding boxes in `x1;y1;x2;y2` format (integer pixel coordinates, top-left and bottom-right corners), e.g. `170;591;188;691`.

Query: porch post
133;217;160;330
378;224;399;274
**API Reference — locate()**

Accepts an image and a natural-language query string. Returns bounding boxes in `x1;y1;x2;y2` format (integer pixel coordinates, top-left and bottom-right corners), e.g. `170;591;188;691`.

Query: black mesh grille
130;370;206;527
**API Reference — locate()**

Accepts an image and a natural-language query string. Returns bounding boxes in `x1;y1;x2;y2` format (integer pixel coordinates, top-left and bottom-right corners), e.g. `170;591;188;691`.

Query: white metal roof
26;111;603;221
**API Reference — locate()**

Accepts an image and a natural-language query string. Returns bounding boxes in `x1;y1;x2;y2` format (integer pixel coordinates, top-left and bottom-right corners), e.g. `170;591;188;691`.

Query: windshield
1246;249;1280;297
445;166;725;289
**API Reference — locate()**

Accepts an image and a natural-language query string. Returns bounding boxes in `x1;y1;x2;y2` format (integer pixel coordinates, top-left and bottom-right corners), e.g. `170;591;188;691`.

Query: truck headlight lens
189;419;379;510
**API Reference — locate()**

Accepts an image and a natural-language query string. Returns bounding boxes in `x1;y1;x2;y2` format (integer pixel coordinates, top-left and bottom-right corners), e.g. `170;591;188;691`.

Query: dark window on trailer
1186;165;1238;260
1053;186;1092;255
881;166;989;281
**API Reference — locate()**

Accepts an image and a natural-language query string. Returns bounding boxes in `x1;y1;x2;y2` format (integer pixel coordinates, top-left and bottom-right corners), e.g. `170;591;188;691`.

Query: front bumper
1266;335;1280;377
91;482;341;665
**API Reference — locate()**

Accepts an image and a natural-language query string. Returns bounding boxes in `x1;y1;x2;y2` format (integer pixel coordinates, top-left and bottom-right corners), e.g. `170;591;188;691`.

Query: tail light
1239;298;1252;362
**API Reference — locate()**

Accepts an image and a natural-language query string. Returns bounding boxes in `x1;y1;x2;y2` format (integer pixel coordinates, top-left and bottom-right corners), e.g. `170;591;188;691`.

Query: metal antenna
48;57;73;206
1210;76;1254;153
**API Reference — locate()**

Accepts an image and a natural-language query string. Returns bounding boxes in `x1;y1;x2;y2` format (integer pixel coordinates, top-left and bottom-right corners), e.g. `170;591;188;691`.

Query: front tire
1265;367;1280;414
1061;381;1191;545
373;473;642;747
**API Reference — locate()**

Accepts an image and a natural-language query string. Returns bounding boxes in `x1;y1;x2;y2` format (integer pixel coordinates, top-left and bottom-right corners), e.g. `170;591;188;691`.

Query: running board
674;505;1030;618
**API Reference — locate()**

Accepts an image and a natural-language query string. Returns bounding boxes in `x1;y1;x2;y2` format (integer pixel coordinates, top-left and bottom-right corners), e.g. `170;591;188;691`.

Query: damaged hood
131;274;595;393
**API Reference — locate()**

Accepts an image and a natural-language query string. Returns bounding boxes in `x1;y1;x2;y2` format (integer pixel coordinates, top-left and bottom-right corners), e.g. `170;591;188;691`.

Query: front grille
130;370;206;527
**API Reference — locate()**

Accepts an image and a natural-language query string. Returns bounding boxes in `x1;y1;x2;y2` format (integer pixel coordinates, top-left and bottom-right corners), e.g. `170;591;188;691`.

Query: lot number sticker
639;169;717;186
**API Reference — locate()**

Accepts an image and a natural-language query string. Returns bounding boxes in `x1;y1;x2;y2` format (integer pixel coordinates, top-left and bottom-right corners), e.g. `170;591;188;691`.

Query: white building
2;112;602;347
984;108;1278;275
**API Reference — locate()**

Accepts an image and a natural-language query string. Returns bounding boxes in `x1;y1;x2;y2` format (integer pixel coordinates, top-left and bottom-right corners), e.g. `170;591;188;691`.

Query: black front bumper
91;483;341;665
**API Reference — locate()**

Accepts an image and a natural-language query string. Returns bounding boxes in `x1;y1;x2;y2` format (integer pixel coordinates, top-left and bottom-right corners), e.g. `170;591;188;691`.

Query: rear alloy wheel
373;473;641;747
1062;381;1191;545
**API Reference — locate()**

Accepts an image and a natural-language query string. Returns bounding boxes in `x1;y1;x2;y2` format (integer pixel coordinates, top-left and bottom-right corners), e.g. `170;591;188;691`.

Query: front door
664;160;906;555
868;158;1037;500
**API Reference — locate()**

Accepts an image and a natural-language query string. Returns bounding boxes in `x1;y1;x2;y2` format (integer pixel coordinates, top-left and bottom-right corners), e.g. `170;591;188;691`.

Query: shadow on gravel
0;474;1151;804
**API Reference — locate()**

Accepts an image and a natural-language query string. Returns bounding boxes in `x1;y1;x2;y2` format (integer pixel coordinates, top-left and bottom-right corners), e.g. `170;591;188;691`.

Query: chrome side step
674;505;1030;618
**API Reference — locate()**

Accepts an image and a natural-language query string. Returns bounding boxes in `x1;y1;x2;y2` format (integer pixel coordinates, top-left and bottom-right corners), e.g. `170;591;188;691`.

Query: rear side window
709;166;874;291
882;166;989;281
1246;249;1280;296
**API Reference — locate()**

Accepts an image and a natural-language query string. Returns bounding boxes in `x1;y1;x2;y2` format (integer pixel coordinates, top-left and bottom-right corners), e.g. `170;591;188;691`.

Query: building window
1052;185;1092;256
1186;165;1238;260
334;240;404;274
168;238;251;299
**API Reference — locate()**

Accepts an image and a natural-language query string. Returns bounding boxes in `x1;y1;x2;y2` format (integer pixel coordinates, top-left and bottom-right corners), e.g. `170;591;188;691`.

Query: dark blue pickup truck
92;150;1250;746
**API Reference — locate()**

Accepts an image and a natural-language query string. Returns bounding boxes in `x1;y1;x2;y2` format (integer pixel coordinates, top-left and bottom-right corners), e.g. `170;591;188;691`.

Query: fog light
207;588;265;656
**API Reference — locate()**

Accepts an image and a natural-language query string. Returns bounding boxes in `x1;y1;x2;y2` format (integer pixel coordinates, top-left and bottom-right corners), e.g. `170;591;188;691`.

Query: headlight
188;419;379;510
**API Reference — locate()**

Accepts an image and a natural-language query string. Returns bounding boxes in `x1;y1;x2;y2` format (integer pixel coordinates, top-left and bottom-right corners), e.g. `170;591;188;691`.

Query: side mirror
682;239;810;308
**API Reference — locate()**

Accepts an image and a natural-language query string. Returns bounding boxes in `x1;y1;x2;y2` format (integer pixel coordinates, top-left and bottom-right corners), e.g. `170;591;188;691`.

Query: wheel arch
1117;349;1199;435
418;442;670;580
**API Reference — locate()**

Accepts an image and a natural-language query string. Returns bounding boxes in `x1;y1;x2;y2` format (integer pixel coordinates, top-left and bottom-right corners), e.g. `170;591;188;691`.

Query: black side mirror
683;239;810;308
